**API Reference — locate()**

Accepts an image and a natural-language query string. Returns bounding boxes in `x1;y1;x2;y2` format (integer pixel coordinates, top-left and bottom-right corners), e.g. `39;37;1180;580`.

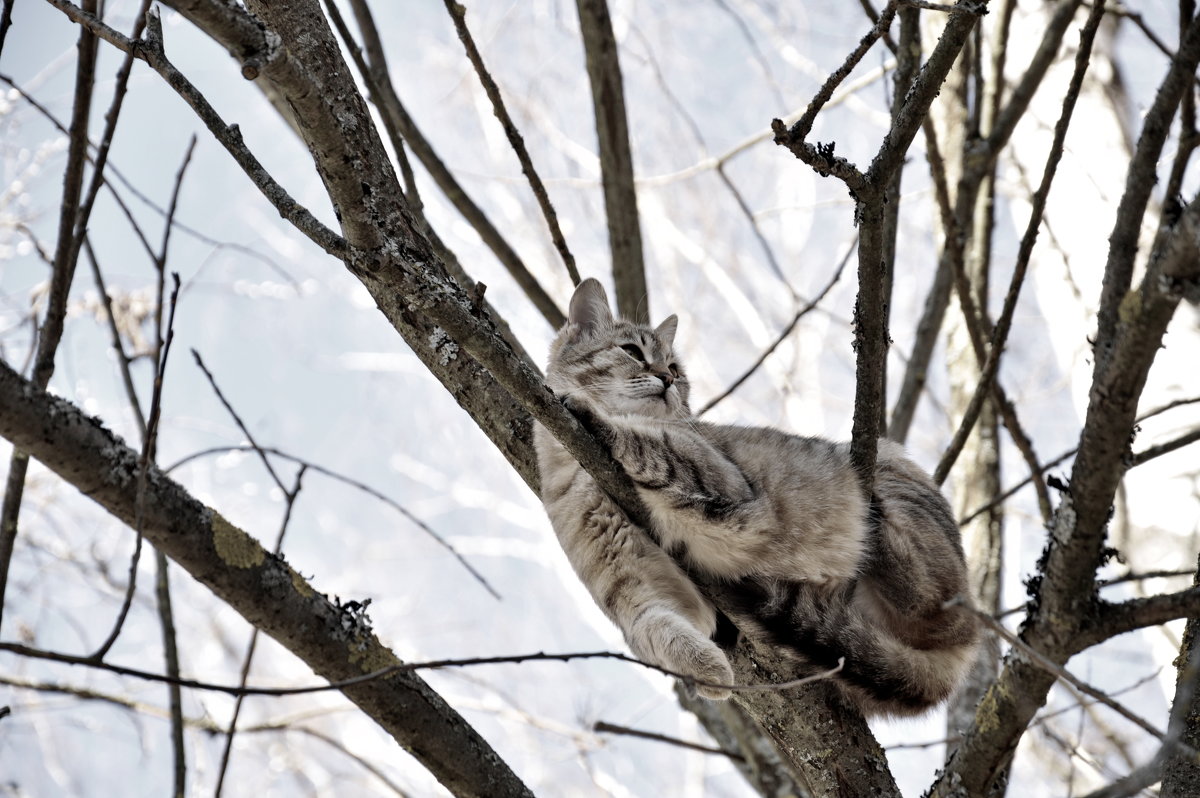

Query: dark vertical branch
574;0;649;323
90;131;193;665
0;0;14;58
155;552;186;798
1095;8;1200;373
0;0;99;632
877;6;922;435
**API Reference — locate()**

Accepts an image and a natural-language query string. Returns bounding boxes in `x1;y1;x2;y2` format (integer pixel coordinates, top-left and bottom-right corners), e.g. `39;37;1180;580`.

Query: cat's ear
568;278;613;338
655;314;679;348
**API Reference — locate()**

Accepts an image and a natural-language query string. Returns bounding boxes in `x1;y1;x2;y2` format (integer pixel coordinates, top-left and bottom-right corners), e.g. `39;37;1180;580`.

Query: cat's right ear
567;278;613;340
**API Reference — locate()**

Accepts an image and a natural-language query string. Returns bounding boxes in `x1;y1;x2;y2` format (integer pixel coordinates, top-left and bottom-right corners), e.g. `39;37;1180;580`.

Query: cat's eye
620;344;646;362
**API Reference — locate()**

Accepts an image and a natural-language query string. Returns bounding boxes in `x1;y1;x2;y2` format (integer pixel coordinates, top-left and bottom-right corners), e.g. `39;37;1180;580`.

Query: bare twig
1131;428;1200;466
790;0;900;143
933;0;1107;484
44;0;348;259
214;464;307;798
697;238;852;416
2;677;411;796
0;0;99;634
593;720;746;761
961;601;1169;743
575;0;649;322
165;444;499;599
0;73;297;288
960;397;1200;525
191;350;289;497
91;133;193;661
443;0;580;286
330;0;566;329
1;641;844;699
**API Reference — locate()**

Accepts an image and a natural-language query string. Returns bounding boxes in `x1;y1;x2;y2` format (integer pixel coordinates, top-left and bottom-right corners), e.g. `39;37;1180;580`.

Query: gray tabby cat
535;279;979;715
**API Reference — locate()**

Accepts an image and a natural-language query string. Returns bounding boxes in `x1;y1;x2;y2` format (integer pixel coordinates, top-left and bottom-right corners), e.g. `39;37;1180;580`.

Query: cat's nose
652;370;674;388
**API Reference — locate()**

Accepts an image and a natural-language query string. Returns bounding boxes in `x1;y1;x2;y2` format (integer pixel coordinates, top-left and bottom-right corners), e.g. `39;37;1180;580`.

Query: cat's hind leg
627;605;735;700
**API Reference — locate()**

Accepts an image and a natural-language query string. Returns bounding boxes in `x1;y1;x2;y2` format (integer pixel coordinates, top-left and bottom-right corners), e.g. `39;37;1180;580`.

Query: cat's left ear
567;278;614;340
655;315;678;348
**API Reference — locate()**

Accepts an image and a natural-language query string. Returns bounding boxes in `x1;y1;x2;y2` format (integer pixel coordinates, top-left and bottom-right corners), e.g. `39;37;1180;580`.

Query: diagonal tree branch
0;357;533;798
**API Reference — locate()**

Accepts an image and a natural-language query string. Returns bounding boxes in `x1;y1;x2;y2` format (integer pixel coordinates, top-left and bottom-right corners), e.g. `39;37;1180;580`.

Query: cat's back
699;422;859;499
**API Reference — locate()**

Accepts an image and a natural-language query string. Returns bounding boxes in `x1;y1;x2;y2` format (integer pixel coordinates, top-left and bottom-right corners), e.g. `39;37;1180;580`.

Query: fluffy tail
720;576;979;716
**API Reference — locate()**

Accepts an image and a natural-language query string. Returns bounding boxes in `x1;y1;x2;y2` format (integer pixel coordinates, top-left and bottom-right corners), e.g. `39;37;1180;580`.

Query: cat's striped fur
534;279;979;714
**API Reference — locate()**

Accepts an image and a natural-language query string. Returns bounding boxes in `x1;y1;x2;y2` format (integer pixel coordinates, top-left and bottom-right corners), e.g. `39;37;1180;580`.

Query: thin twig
789;0;900;143
165;444;500;599
91;133;194;661
932;0;1108;484
214;465;307;798
443;0;579;286
0;0;100;632
43;0;349;259
84;239;147;436
0;642;845;699
697;239;852;416
593;720;746;762
0;73;298;288
331;0;566;328
1131;427;1200;466
960;397;1200;525
190;350;289;497
89;272;184;662
1;677;412;797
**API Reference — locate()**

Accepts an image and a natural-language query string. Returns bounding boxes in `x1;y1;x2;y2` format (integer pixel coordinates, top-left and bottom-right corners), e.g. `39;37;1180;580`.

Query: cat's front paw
561;393;610;439
689;649;735;701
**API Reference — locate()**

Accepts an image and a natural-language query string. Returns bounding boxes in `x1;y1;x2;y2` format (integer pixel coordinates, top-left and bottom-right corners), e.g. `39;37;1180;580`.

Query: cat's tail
720;576;980;716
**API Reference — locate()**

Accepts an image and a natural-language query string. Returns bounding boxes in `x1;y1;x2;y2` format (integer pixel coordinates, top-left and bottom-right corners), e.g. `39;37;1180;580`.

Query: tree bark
0;358;532;798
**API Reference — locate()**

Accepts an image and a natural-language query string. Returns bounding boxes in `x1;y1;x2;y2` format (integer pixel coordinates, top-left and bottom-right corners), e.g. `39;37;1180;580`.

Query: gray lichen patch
428;326;459;366
211;510;266;569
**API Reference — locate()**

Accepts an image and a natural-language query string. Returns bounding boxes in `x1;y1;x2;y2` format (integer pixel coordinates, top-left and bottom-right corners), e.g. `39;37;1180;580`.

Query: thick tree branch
931;185;1200;795
1080;588;1200;650
0;358;532;798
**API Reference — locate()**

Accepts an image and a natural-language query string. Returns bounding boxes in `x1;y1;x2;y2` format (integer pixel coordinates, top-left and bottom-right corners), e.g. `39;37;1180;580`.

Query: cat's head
546;279;690;419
